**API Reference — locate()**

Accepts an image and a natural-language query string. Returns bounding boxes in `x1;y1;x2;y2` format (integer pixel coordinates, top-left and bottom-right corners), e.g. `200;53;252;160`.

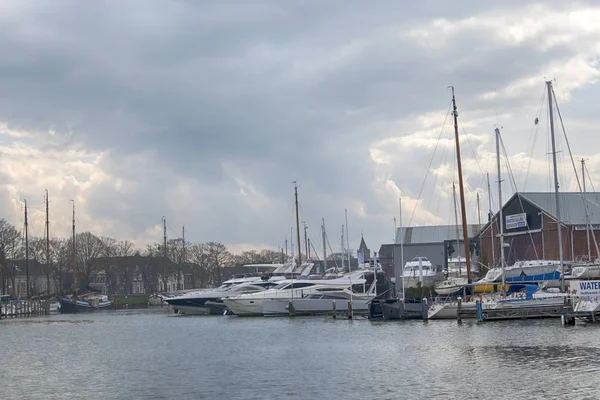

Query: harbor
3;308;600;399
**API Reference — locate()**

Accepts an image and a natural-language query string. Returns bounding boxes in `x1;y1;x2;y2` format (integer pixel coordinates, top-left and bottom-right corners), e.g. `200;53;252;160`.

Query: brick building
479;192;600;268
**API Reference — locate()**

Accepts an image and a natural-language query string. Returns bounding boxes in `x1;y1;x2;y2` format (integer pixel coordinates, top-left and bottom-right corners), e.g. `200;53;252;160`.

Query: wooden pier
457;300;571;322
0;300;52;319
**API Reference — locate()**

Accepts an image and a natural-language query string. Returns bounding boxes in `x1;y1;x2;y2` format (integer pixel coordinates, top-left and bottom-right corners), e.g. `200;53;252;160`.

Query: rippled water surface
2;309;600;399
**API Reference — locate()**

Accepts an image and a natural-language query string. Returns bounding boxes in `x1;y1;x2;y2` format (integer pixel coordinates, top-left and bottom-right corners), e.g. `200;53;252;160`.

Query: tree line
0;218;283;296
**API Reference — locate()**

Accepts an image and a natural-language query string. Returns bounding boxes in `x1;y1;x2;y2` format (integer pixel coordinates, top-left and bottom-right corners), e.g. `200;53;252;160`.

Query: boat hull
58;298;112;314
381;300;427;320
473;283;510;293
427;301;482;319
263;298;371;316
221;298;264;317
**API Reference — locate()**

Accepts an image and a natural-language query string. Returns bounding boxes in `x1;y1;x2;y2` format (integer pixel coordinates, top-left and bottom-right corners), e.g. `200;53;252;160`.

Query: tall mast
45;190;50;295
496;127;506;290
25;199;29;299
452;183;461;276
303;222;308;261
345;209;351;273
294;182;302;267
322;218;327;273
341;225;345;270
547;80;564;292
487;173;496;268
179;225;185;290
583;159;591;261
450;86;473;283
476;193;481;231
71;201;76;298
162;216;167;291
399;197;405;301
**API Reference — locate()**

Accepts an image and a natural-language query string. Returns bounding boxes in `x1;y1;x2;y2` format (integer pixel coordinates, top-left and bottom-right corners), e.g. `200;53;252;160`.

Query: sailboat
57;202;112;313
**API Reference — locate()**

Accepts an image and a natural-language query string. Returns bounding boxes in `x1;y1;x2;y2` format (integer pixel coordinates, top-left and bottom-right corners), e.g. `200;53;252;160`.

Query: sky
1;0;600;255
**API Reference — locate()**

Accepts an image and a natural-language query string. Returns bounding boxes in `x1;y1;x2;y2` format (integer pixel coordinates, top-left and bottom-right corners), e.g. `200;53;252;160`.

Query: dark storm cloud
0;0;598;249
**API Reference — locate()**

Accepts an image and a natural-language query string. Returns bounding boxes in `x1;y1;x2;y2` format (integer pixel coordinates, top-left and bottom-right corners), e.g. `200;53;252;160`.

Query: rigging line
499;132;540;260
457;116;486;177
408;99;453;227
552;87;600;257
518;83;547;188
325;233;340;270
429;127;452;217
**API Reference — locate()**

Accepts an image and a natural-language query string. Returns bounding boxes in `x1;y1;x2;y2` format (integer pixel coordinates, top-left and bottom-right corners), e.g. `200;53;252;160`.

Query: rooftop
395;224;481;245
517;192;600;225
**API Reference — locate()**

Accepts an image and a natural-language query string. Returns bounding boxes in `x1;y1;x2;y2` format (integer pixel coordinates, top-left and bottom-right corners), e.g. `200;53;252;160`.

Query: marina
4;309;600;399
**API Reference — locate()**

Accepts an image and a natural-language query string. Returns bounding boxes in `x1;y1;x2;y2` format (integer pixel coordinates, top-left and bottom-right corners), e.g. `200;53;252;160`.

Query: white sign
506;213;527;230
569;280;600;296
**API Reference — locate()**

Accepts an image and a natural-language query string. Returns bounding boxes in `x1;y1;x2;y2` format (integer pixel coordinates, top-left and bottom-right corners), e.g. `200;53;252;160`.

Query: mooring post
457;297;462;323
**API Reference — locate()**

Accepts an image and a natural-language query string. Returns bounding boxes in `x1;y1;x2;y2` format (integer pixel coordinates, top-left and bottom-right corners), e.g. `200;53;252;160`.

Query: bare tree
116;240;137;294
205;242;233;286
76;232;104;286
188;243;210;287
0;219;22;295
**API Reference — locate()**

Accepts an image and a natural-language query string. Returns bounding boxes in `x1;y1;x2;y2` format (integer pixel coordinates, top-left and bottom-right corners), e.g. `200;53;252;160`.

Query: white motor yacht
222;270;376;317
165;281;277;315
401;257;437;288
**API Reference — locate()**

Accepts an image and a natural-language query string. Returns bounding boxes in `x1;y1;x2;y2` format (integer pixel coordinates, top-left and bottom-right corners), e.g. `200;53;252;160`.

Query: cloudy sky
1;0;599;255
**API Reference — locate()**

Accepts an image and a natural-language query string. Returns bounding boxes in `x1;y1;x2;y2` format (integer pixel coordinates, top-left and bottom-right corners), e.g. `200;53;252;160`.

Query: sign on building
569;280;600;296
505;213;527;230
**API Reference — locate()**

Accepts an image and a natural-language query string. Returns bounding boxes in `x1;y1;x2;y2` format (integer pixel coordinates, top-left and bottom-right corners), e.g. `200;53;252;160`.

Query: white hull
568;265;600;280
173;305;212;315
221;298;264;316
427;302;477;319
263;298;372;316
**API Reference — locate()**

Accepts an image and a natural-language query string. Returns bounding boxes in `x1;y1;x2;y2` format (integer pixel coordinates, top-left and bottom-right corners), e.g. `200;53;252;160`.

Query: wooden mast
45;190;50;295
450;86;473;283
71;201;76;298
25;199;29;299
294;182;302;267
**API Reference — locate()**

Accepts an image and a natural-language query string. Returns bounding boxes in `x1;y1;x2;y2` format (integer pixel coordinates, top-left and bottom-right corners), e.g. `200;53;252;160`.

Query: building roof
378;244;394;258
396;224;481;245
358;235;369;251
517;192;600;225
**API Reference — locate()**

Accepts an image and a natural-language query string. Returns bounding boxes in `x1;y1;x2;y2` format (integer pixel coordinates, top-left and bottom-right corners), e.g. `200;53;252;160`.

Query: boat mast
25;199;29;299
71;201;76;298
399;198;405;301
496;127;506;290
303;222;308;261
162;217;167;291
477;193;481;232
294;182;302;267
452;182;461;276
487;173;496;268
45;190;50;295
583;159;592;261
450;87;473;283
345;209;350;273
547;80;564;292
322;218;327;273
341;225;345;270
179;225;184;290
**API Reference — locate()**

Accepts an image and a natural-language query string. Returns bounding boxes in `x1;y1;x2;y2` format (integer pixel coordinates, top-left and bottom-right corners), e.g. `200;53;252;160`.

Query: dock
0;300;52;319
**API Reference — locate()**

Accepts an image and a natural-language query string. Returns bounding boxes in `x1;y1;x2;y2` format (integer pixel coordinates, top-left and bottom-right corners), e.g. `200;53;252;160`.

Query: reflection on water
2;309;600;399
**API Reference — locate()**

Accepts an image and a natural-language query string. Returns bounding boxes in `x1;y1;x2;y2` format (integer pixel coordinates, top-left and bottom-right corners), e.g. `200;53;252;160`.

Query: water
2;309;600;400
